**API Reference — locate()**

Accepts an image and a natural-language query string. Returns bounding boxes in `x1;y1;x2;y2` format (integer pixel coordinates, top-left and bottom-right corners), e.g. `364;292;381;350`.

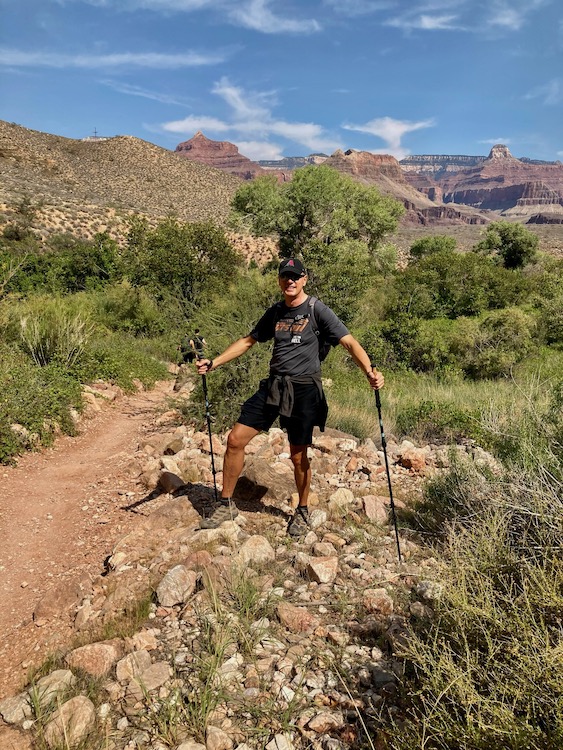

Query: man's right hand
196;358;213;374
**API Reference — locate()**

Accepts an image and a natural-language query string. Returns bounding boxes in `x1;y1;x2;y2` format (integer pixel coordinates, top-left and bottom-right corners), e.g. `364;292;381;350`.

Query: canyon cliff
402;145;563;218
175;131;287;181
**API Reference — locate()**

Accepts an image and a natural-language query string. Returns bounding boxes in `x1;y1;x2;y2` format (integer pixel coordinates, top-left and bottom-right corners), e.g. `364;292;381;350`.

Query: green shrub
463;307;536;379
409;234;457;259
17;299;94;367
475;220;539;269
395;399;479;445
71;334;169;391
388;250;528;319
0;344;82;463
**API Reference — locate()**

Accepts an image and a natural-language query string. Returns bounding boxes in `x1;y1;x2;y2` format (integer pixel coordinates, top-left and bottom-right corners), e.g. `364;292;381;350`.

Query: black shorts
238;379;321;446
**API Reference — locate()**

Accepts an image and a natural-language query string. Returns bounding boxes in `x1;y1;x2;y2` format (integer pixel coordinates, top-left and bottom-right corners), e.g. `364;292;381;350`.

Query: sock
220;496;231;504
297;506;308;515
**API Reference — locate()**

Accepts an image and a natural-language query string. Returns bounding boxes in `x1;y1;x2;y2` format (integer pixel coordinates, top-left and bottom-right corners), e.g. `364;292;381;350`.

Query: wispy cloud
0;47;227;69
479;137;511;145
161;77;342;158
228;0;320;33
524;78;562;105
386;12;462;31
101;79;192;105
48;0;320;34
343;115;435;157
486;0;549;32
323;0;397;17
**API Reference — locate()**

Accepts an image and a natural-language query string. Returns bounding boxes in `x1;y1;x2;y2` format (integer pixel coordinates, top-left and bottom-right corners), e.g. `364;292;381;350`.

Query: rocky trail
0;379;175;699
0;376;498;750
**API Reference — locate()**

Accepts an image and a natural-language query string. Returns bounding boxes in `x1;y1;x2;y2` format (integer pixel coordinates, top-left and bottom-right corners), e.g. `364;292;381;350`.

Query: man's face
278;272;307;298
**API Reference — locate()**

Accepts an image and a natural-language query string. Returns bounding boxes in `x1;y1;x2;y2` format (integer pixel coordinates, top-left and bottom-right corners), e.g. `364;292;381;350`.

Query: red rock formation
404;145;563;215
175;131;266;181
324;149;487;225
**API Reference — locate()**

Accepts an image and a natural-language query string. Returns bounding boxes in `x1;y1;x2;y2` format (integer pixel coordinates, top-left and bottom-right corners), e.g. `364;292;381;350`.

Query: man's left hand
367;370;384;390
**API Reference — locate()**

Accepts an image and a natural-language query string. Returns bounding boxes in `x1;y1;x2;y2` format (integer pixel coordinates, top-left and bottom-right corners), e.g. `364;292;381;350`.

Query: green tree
475;221;539;269
230;164;404;257
123;218;241;309
409;234;457;260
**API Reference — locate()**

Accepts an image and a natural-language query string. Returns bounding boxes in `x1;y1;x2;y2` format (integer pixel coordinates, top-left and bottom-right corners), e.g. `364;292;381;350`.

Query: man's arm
196;335;257;374
339;333;384;390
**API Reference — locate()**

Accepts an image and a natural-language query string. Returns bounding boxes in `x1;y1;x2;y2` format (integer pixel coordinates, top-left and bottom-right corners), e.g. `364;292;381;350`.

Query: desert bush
88;281;177;336
537;293;563;346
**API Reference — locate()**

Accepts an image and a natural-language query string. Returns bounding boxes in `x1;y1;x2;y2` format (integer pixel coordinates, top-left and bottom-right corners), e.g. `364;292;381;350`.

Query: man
190;329;206;359
196;258;384;535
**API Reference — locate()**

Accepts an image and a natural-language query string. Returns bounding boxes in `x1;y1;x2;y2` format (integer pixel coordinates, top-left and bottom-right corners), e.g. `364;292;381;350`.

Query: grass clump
377;382;563;749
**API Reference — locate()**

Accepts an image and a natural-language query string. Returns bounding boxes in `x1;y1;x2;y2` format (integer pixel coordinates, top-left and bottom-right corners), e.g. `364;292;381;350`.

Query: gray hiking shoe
288;506;309;537
199;499;239;529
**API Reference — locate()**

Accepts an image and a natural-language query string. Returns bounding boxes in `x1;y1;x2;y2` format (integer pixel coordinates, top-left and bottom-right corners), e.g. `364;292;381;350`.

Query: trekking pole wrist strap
205;359;214;372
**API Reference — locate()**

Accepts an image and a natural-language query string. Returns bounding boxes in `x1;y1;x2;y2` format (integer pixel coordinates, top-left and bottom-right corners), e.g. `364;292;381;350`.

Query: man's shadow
122;474;288;521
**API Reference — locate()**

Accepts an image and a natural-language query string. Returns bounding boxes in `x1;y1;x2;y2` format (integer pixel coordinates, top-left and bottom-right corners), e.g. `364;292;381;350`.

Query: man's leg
200;422;259;529
290;444;311;506
221;422;260;499
288;443;312;537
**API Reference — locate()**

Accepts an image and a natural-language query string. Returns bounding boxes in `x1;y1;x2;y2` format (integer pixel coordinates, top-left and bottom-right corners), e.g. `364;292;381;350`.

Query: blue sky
1;1;561;161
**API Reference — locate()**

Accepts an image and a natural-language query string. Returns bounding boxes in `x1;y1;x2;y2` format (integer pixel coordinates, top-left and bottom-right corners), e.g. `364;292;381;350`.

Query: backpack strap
308;296;320;337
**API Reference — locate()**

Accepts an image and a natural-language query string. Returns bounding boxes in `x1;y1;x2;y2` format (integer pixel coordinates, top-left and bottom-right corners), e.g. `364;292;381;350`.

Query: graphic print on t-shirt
275;316;310;334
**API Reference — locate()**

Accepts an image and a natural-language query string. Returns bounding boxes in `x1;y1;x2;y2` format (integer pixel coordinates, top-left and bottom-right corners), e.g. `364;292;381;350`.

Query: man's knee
290;446;310;469
227;424;255;453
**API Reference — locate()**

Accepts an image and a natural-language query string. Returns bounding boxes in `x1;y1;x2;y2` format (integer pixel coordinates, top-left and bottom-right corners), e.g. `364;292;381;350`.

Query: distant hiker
190;329;206;359
174;329;207;391
196;258;384;536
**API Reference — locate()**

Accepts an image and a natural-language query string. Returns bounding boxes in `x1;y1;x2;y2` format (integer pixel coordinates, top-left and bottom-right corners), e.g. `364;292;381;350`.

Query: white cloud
524;79;562;106
54;0;320;34
160;77;343;155
237;141;285;161
343;116;435;156
229;0;320;34
323;0;397;16
212;77;271;120
162;115;231;133
479;137;511;145
487;0;549;32
385;12;462;31
101;79;191;105
0;47;226;69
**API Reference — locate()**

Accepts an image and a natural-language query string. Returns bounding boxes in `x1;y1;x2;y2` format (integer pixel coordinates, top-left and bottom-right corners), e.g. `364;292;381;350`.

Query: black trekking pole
201;373;219;503
373;385;402;563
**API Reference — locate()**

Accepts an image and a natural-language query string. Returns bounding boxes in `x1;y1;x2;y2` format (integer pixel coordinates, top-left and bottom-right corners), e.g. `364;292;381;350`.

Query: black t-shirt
249;296;349;376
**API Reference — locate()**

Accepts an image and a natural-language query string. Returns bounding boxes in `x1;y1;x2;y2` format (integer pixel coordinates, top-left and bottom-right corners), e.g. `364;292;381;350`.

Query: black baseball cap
278;258;306;278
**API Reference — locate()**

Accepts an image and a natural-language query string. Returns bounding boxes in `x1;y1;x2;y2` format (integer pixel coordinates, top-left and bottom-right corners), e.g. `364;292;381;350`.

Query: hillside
0;120;241;243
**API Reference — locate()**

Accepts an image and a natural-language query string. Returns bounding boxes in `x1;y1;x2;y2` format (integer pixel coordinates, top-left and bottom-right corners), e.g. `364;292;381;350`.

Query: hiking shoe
288;506;309;537
199;499;238;529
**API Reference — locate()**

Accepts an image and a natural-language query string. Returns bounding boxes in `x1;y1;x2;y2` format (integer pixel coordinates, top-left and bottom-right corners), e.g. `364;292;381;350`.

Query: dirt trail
0;380;174;698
